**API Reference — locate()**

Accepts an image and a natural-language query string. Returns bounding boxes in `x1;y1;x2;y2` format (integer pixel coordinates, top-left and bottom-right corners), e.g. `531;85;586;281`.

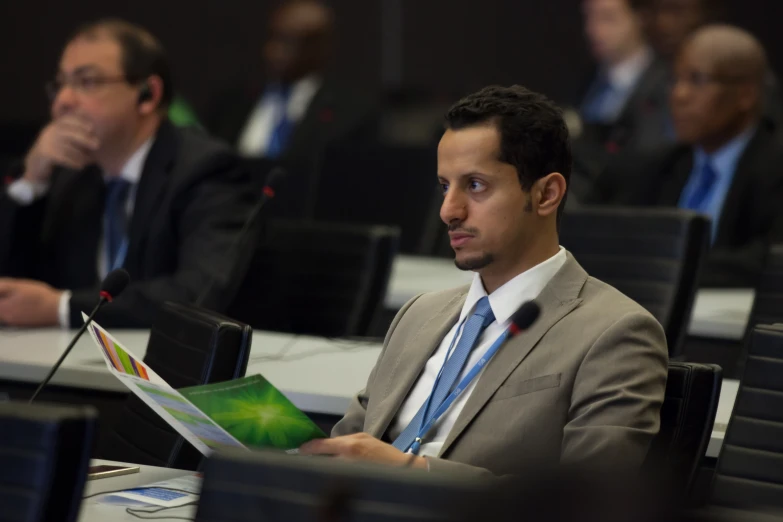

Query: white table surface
79;459;194;522
387;255;756;342
0;328;736;459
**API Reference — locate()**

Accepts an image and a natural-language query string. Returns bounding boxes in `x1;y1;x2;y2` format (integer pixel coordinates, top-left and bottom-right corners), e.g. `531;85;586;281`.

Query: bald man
205;0;377;218
591;25;783;287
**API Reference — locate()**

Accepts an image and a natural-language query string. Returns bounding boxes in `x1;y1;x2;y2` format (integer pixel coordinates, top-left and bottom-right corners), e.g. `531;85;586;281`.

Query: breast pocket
491;373;562;402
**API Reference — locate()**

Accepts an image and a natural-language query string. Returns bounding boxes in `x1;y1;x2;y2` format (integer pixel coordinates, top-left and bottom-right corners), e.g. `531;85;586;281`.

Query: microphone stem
28;298;107;403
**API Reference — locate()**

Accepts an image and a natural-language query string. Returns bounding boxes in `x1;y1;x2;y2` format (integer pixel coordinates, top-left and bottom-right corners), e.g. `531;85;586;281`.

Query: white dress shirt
389;247;568;458
5;138;154;327
236;75;322;157
601;46;654;121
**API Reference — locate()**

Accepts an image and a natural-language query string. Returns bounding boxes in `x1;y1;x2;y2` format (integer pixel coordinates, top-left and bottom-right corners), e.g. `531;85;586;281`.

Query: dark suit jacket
204;78;378;219
589;122;783;287
0;121;259;327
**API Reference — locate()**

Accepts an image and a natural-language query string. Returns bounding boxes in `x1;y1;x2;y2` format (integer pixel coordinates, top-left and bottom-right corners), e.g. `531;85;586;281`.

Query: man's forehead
59;35;122;73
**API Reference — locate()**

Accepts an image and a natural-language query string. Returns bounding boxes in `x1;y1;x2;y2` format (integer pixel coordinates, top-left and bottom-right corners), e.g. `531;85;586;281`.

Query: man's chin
454;252;494;271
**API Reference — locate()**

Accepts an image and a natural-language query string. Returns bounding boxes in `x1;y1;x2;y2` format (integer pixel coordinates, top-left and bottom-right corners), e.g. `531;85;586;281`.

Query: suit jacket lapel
439;254;588;456
126;121;176;269
367;290;466;439
657;146;693;206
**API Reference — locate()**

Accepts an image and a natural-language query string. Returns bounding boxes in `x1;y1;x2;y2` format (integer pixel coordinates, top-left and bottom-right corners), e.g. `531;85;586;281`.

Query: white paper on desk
83;315;246;456
103;474;202;508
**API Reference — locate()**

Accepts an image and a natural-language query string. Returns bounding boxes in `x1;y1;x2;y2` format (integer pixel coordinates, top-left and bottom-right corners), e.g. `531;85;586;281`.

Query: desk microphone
29;268;130;403
195;166;286;307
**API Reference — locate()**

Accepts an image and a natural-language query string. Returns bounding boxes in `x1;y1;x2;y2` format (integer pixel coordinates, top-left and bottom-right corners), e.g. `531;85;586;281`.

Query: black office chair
710;324;783;511
97;301;252;470
645;362;722;504
196;448;483;522
313;143;438;254
0;401;97;522
559;207;710;356
228;219;400;338
744;244;783;329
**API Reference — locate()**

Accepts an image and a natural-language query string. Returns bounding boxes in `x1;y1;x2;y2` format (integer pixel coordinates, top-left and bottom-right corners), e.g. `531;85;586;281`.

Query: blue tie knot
473;296;495;325
106;178;131;201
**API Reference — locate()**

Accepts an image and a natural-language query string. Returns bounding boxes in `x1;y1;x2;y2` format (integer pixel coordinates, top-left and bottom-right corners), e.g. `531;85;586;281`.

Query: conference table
80;459;195;522
0;327;739;459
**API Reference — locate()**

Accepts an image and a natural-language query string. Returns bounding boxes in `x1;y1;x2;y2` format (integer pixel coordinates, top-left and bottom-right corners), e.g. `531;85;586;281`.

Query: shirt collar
287;74;322;121
694;125;756;181
607;46;653;90
106;137;154;185
459;246;567;325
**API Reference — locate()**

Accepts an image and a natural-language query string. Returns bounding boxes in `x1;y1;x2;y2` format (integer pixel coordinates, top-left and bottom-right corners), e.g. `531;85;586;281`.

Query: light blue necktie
105;178;131;270
682;160;718;212
392;296;495;453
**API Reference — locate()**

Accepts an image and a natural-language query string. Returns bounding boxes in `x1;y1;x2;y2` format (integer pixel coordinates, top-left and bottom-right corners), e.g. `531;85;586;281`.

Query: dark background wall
0;0;780;126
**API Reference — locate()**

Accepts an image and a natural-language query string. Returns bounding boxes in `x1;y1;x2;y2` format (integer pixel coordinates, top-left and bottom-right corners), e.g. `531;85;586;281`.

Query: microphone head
100;269;130;302
510;301;541;335
264;167;286;190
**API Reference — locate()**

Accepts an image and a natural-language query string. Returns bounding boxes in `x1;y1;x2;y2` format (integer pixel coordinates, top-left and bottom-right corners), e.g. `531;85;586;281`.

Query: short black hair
70;19;173;109
444;85;572;222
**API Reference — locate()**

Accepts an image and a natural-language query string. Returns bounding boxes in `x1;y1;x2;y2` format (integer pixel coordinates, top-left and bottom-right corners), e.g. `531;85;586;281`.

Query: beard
454;252;495;271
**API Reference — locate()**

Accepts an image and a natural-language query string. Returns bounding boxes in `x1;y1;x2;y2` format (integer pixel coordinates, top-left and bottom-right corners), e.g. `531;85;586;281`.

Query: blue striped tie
392;296;495;453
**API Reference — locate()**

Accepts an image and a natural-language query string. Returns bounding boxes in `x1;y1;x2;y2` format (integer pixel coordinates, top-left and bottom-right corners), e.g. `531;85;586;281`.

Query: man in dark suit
590;25;783;287
0;20;257;328
204;0;377;218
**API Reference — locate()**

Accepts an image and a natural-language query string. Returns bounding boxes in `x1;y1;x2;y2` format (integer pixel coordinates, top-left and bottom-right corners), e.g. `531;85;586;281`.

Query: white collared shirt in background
600;46;654;121
5;137;154;328
236;75;322;157
389;247;568;458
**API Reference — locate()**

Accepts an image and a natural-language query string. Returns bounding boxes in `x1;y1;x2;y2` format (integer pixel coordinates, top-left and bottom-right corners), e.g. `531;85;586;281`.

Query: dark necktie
105;178;131;270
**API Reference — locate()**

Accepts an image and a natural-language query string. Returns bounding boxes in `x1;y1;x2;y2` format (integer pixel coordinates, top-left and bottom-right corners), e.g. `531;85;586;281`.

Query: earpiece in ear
138;83;152;105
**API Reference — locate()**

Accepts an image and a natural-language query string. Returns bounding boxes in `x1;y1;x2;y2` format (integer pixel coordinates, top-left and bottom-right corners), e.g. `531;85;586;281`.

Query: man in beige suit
300;85;668;476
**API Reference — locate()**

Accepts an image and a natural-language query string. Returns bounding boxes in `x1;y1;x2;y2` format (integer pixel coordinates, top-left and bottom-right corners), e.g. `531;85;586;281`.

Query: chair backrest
559;207;710;355
645;362;722;503
228;219;400;338
97;301;252;470
196;448;483;522
710;324;783;511
313;143;438;254
0;401;96;522
745;244;783;329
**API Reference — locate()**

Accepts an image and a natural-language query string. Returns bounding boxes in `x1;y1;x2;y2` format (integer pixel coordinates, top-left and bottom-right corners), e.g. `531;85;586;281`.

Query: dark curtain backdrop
0;0;780;127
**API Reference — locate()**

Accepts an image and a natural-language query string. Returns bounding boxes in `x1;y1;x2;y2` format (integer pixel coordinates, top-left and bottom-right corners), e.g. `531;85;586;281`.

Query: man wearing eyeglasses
0;19;256;327
591;25;783;287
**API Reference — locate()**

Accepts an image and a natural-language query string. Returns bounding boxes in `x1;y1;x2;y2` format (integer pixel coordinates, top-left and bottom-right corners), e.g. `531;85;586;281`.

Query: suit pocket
491;373;561;402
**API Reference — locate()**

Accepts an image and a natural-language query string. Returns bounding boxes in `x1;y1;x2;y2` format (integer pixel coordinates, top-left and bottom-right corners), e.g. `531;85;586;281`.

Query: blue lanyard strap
407;327;511;455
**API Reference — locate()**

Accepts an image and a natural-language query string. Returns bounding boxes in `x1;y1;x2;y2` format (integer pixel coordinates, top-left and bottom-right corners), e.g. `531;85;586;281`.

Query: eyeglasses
45;74;130;101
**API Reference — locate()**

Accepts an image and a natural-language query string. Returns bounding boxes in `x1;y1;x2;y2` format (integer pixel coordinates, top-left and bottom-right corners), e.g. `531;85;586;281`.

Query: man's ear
535;172;567;218
138;75;165;115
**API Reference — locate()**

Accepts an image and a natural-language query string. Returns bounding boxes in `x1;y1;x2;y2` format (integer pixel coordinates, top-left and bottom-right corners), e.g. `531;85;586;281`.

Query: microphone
508;300;541;336
195;166;286;307
29;268;130;403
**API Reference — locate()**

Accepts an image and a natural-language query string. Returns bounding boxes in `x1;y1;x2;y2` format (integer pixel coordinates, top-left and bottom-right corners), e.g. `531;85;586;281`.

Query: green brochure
179;374;326;451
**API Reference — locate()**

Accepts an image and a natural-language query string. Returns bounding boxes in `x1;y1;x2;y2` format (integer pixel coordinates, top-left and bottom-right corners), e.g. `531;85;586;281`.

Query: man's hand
0;279;63;327
299;433;427;469
23;115;100;183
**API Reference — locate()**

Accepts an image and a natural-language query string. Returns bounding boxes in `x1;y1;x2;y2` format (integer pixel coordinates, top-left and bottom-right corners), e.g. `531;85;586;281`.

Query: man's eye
469;180;486;192
440;182;449;194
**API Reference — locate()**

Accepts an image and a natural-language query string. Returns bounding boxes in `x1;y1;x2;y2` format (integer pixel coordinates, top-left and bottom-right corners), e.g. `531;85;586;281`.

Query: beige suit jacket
333;253;669;476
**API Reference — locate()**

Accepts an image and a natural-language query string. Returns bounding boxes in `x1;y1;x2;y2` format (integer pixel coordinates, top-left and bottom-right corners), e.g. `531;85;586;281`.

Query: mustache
447;223;479;234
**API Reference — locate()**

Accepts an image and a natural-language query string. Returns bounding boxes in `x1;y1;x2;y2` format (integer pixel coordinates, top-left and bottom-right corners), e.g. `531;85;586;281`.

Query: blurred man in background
205;0;377;218
0;20;256;328
568;0;671;203
590;25;783;287
641;0;727;61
